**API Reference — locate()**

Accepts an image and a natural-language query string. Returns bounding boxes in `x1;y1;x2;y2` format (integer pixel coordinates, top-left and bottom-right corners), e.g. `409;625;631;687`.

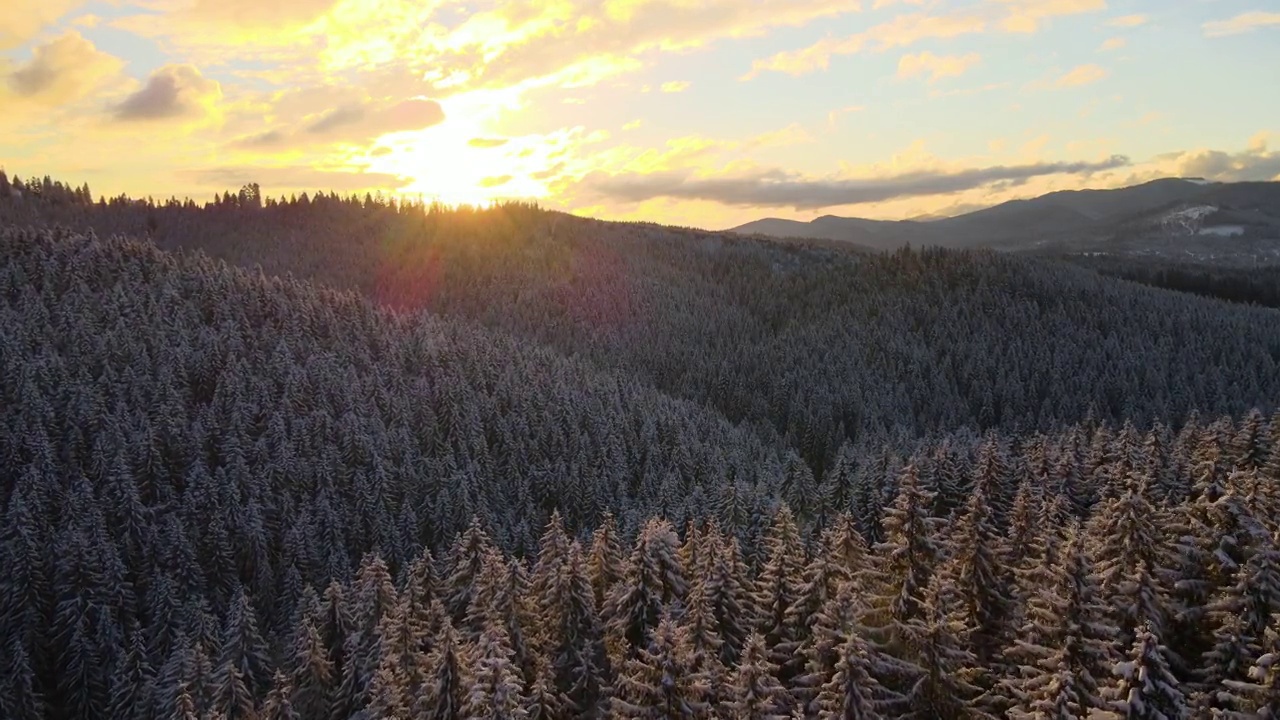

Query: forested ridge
3;173;1280;718
3;172;1280;474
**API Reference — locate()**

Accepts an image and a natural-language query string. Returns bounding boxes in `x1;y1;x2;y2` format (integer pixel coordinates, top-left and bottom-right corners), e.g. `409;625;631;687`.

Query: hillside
5;178;1280;480
5;175;1280;718
729;178;1280;264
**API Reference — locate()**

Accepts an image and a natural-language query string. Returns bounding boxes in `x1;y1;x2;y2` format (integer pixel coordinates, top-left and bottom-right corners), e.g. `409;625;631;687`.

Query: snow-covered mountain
728;178;1280;265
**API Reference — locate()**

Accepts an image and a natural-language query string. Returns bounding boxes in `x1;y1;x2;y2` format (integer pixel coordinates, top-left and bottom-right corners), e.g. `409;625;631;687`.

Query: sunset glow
2;0;1278;227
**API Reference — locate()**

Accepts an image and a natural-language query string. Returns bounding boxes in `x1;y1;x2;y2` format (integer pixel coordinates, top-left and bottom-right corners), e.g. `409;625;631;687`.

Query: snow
1165;205;1218;223
1198;225;1244;237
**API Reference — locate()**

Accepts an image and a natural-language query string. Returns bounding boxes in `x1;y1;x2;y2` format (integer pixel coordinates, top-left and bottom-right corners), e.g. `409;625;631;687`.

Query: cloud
468;137;509;148
428;0;863;92
896;52;981;83
234;97;445;149
183;0;340;29
6;31;124;105
1202;11;1280;37
744;10;988;78
113;65;222;122
994;0;1106;33
183;165;414;192
744;0;1106;80
478;174;513;188
0;0;84;50
1099;37;1125;51
583;155;1131;210
1151;135;1280;183
108;0;342;60
1105;14;1147;27
1055;64;1108;87
660;80;692;93
827;105;864;129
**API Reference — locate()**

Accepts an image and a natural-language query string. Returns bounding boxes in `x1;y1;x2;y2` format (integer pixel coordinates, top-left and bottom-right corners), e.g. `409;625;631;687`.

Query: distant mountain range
728;178;1280;266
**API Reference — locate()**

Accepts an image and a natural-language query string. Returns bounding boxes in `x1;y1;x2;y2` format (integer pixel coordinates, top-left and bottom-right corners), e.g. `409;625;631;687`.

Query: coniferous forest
3;172;1280;719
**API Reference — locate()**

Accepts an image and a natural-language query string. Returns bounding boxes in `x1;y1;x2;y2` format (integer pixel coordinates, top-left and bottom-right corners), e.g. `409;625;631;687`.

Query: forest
1063;254;1280;310
2;171;1280;719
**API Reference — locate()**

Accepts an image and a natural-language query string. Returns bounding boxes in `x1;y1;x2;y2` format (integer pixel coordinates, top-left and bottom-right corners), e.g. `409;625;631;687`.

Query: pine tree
1194;533;1280;712
464;621;529;720
258;670;299;720
725;633;792;719
212;586;271;719
1089;474;1171;654
1108;623;1187;720
603;518;687;660
815;634;897;720
900;578;993;720
587;514;626;614
286;607;334;718
1006;524;1117;718
699;531;754;666
415;617;469;720
752;505;809;683
106;628;151;720
678;577;727;707
859;463;941;655
0;633;46;720
542;544;610;718
445;519;496;625
610;616;706;719
1218;625;1280;718
940;482;1013;666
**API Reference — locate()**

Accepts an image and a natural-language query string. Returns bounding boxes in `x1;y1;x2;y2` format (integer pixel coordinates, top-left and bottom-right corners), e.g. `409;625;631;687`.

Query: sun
370;94;548;207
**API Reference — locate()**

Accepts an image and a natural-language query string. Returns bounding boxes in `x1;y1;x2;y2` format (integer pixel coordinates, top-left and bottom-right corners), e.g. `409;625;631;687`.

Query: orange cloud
994;0;1106;34
5;31;124;105
0;0;85;50
233;97;446;150
1203;11;1280;37
1105;14;1147;27
744;10;987;78
1055;64;1108;88
896;52;981;83
112;65;222;122
1099;37;1126;51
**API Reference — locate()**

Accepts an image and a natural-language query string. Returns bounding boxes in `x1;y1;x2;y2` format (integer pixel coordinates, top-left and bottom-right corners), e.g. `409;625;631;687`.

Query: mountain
728;177;1280;262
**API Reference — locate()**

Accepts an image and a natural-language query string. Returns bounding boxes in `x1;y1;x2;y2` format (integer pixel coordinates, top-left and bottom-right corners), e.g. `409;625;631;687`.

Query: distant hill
728;178;1280;264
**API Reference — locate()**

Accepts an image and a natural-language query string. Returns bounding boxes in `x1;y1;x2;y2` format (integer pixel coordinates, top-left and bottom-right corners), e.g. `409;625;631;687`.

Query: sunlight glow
372;91;549;207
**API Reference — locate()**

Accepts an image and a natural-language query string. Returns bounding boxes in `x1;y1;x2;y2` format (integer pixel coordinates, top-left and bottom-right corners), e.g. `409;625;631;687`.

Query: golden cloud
1055;64;1108;88
992;0;1106;34
112;64;222;122
896;51;981;84
1202;11;1280;37
0;0;85;50
744;10;987;78
6;31;125;105
1105;14;1147;27
233;97;446;150
745;0;1106;79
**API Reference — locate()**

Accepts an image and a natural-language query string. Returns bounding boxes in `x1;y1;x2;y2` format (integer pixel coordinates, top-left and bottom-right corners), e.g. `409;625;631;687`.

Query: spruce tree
1109;623;1187;720
610;616;706;719
815;634;898;720
464;621;529;720
726;633;792;720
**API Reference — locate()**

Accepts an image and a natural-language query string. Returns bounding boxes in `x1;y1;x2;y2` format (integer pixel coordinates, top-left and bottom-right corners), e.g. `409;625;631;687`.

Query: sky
1;0;1279;229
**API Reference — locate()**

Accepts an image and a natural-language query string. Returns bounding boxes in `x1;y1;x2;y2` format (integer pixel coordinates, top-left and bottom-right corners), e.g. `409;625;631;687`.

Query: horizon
2;1;1278;229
